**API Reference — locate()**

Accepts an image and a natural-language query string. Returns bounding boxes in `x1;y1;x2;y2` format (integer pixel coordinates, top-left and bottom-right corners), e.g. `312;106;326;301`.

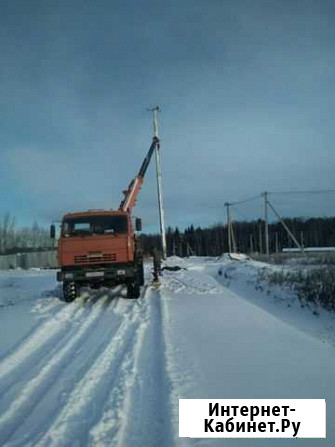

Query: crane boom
119;136;160;213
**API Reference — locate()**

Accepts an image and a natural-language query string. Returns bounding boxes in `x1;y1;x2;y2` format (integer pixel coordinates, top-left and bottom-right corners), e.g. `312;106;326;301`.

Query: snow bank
209;259;335;347
161;259;335;446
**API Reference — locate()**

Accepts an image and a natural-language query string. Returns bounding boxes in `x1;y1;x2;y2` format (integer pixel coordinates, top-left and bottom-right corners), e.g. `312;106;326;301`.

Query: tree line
140;217;335;257
1;213;334;257
0;214;53;255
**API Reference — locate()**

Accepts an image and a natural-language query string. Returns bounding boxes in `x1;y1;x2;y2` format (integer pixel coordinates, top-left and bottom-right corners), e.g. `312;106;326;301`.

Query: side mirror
50;224;56;239
135;218;142;232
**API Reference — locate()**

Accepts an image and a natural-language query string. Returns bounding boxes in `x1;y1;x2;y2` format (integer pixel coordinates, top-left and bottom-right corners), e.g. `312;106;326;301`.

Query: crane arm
119;136;159;213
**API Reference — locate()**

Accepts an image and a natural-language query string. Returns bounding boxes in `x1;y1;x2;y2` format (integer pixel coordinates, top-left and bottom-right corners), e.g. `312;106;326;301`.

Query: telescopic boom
119;136;160;213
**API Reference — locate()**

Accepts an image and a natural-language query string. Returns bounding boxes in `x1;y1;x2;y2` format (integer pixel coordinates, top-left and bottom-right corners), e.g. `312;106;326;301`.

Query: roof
63;209;127;219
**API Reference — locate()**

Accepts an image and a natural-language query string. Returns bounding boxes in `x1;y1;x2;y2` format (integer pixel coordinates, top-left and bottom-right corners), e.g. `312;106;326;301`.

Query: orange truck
50;136;160;302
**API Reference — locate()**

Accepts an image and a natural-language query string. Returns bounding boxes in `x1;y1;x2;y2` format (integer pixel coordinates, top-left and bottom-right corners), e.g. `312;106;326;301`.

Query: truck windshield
62;215;127;236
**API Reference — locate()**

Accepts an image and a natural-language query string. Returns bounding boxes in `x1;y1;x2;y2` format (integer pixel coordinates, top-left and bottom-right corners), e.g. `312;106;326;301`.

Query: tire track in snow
10;296;131;446
0;295;110;445
37;292;150;447
0;292;104;397
0;298;84;380
0;292;121;411
113;287;174;447
88;293;152;446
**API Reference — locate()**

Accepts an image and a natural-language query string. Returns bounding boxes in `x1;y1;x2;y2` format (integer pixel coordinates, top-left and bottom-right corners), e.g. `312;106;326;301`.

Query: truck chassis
58;258;144;302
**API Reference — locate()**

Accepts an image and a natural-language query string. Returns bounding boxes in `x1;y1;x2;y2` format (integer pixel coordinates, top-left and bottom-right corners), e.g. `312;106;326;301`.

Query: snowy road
0;273;172;447
1;259;335;446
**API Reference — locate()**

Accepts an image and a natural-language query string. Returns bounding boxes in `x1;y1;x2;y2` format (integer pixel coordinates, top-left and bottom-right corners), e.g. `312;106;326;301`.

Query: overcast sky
1;0;334;231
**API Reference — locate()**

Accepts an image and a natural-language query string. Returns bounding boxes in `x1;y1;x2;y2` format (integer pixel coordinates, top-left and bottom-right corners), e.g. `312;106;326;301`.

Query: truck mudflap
57;265;135;282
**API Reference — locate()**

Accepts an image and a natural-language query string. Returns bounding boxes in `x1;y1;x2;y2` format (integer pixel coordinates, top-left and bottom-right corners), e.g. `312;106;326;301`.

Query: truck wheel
63;281;78;302
126;282;140;299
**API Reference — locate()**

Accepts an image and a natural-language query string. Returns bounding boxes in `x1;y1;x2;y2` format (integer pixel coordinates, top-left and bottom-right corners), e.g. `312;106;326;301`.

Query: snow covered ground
0;258;335;446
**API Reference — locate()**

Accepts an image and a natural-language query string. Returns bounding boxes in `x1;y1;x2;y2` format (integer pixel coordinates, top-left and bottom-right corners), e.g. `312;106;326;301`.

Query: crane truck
50;135;160;302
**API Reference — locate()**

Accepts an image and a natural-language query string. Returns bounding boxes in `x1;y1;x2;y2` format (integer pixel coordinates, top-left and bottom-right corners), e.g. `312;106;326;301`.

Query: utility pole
258;220;263;254
263;191;270;257
231;220;237;253
225;202;232;254
150;106;167;259
249;234;254;254
267;200;305;255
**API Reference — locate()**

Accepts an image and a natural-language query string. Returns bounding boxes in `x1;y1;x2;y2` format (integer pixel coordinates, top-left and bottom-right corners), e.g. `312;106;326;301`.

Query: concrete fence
0;250;58;270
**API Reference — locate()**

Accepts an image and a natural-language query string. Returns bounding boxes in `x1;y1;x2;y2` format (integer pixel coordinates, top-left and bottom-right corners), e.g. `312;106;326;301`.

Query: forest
0;213;334;257
140;217;335;257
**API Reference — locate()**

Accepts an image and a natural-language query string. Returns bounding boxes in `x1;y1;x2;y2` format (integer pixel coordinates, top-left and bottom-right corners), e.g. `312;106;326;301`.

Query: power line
269;189;335;196
227;189;335;207
230;194;261;206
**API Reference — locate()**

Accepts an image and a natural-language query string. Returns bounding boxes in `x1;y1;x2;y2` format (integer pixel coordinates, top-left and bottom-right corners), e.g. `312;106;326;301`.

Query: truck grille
74;253;117;264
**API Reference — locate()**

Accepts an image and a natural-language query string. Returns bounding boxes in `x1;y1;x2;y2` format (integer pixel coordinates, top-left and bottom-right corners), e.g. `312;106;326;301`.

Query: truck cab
52;210;143;301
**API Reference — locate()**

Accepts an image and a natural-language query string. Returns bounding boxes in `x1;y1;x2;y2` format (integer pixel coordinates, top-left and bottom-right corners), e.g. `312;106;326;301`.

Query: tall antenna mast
150;106;167;259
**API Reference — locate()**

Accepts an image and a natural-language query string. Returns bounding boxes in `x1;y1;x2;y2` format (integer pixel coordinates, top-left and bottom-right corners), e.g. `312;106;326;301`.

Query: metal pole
300;230;304;248
151;106;167;259
275;232;279;253
225;202;232;254
264;191;270;257
231;221;237;253
249;234;254;254
267;200;305;254
258;220;263;254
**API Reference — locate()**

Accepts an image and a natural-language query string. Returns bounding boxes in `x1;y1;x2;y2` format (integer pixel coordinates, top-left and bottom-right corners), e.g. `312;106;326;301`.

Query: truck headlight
117;269;126;275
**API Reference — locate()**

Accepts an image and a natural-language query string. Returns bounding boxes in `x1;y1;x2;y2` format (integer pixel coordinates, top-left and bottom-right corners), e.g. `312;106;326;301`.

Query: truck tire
63;281;78;302
126;282;140;299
